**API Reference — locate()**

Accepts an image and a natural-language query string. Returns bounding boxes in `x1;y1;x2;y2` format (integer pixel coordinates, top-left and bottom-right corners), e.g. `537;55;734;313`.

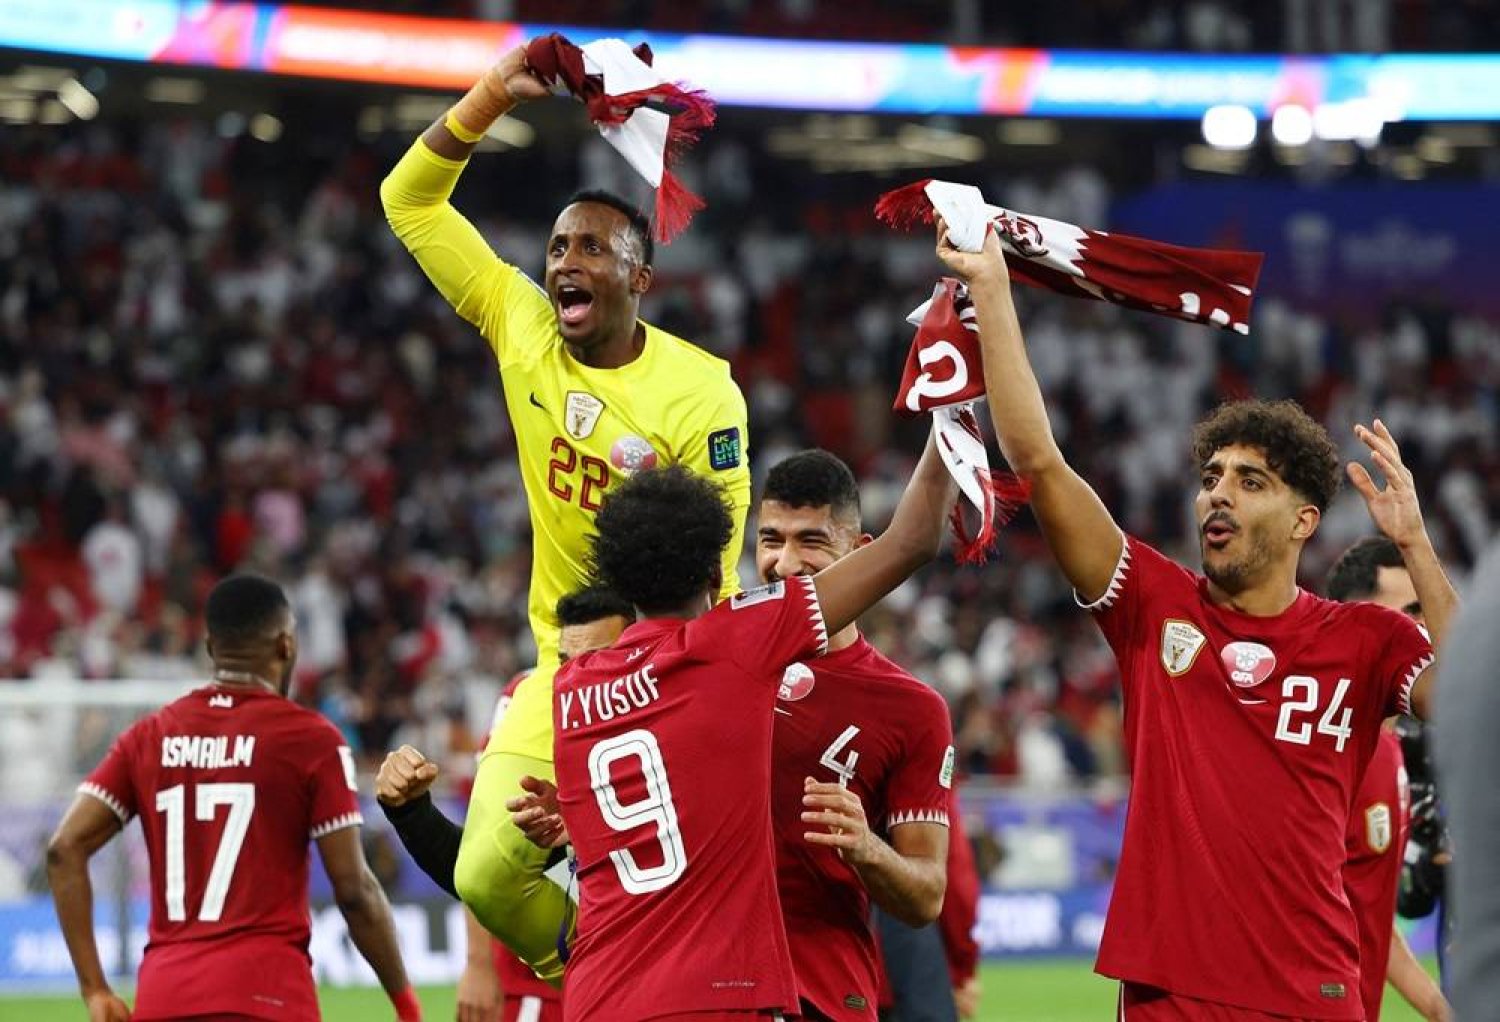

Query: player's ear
630;262;653;296
1290;503;1320;542
204;636;215;660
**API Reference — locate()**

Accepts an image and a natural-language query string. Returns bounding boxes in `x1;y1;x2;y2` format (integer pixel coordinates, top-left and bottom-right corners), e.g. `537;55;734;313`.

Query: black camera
1395;717;1448;920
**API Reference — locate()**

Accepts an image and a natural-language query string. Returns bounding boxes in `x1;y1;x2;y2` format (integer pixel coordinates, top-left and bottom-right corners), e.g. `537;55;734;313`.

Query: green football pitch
1;960;1436;1021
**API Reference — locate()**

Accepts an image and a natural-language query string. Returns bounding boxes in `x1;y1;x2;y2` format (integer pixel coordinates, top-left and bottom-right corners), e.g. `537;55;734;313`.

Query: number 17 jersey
1088;536;1432;1019
80;684;363;1020
553;576;829;1022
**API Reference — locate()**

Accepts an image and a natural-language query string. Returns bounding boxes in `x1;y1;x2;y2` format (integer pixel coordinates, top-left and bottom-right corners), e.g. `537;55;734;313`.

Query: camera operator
1327;537;1452;1021
1393;717;1451;975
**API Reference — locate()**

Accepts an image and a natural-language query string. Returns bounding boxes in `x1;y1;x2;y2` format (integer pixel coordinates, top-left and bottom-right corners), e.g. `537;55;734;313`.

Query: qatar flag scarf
526;34;716;242
884;179;1264;563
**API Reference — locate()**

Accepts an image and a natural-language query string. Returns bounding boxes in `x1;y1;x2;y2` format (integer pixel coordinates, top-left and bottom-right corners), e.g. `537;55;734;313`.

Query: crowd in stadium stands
1;117;1495;788
329;0;1500;52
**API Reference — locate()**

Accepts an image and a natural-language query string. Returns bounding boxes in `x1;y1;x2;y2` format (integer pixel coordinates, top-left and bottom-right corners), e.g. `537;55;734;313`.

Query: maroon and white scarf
883;179;1265;563
525;34;716;242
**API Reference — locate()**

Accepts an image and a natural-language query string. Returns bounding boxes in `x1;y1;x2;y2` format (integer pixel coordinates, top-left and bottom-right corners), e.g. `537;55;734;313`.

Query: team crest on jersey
565;391;605;440
1365;803;1393;853
1220;640;1277;688
731;580;785;610
609;435;659;475
1160;620;1207;676
778;662;816;701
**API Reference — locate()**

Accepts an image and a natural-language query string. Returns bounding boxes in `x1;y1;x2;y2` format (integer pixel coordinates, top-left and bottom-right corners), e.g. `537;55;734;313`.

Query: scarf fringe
654;171;705;243
950;469;1032;565
874;180;937;231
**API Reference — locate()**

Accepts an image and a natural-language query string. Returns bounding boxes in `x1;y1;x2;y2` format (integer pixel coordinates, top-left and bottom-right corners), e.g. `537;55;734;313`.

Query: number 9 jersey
80;684;363;1021
553;576;829;1022
1086;536;1433;1019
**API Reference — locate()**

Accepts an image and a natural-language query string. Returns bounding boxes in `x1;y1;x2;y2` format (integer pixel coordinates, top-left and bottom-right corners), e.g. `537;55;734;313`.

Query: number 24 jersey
1088;536;1432;1020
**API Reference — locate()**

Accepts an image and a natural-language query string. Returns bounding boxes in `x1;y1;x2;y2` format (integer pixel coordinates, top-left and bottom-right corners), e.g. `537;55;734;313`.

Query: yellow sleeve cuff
444;111;487;145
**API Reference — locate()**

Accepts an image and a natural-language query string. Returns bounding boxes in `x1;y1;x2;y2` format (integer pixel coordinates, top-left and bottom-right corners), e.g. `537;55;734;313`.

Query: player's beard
1201;521;1277;594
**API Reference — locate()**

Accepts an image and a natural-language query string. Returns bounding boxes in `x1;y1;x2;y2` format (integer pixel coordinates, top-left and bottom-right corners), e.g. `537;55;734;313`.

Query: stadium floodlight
57;78;99;120
250;113;283;143
1201;104;1257;150
1271;104;1313;146
1313;98;1385;146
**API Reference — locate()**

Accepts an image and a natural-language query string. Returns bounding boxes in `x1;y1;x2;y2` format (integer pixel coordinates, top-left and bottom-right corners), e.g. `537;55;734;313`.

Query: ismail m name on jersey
559;663;662;731
160;735;257;769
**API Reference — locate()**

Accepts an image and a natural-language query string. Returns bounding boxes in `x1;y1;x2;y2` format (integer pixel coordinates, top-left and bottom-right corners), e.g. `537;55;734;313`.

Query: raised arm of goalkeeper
378;46;552;347
932;218;1126;604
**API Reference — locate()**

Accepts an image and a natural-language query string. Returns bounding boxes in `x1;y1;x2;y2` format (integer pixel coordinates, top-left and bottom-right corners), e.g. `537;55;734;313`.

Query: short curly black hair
761;449;862;529
205;574;290;646
1191;399;1341;511
1326;536;1404;602
588;465;734;614
555;584;635;626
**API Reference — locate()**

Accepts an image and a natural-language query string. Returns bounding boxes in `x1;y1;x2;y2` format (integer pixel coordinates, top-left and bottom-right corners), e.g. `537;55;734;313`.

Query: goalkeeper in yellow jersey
379;43;750;983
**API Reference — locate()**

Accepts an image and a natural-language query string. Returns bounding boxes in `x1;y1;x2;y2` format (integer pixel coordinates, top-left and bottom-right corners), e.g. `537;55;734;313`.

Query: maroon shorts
1120;983;1337;1022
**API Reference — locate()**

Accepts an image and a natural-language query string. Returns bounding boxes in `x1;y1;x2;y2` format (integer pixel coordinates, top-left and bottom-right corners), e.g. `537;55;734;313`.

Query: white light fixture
1271;105;1313;147
998;119;1061;146
216;111;246;138
1313;98;1384;146
144;77;206;104
1201;105;1257;150
249;113;282;143
57;79;99;120
487;117;534;148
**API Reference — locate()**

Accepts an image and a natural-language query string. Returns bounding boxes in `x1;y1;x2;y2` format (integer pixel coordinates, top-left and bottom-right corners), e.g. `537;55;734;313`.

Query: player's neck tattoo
213;669;277;692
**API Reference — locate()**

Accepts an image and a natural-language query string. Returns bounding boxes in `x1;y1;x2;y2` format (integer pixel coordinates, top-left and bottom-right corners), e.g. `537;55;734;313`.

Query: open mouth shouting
1202;512;1238;550
555;282;595;329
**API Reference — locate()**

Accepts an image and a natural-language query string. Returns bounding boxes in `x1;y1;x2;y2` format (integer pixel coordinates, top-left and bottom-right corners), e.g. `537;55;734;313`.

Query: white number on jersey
1274;675;1353;752
154;782;256;922
588;729;688;895
819;725;862;787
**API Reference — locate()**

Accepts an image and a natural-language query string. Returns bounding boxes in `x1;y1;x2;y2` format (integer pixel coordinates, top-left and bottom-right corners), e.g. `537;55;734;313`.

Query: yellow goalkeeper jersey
382;140;750;757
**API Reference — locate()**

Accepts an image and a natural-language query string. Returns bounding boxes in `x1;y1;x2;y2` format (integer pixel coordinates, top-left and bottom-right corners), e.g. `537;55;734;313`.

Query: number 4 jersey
553;576;828;1022
81;684;363;1021
1088;536;1433;1019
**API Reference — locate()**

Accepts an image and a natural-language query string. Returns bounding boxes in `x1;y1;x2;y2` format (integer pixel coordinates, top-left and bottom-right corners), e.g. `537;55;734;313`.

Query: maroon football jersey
552;576;827;1021
769;638;954;1019
81;683;362;1020
1343;728;1409;1022
1086;537;1432;1019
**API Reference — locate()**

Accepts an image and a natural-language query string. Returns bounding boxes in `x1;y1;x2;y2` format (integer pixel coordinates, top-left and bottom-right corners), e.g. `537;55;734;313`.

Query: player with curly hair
537;442;954;1021
935;222;1458;1020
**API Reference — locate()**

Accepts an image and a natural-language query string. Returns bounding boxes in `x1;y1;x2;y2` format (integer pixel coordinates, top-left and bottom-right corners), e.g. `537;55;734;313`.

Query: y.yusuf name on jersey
559;664;662;731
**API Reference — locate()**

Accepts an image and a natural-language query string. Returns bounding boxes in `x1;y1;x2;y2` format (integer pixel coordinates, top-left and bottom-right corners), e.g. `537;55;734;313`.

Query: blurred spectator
0;110;1493;786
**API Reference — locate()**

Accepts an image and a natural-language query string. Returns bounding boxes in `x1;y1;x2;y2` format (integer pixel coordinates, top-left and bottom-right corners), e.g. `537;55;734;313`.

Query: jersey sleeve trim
1074;532;1131;610
1397;653;1434;717
78;782;130;824
310;811;365;839
797;576;830;656
887;808;950;828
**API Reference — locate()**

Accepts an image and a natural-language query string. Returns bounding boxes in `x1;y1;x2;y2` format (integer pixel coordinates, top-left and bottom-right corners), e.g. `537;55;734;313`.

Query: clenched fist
375;745;439;807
